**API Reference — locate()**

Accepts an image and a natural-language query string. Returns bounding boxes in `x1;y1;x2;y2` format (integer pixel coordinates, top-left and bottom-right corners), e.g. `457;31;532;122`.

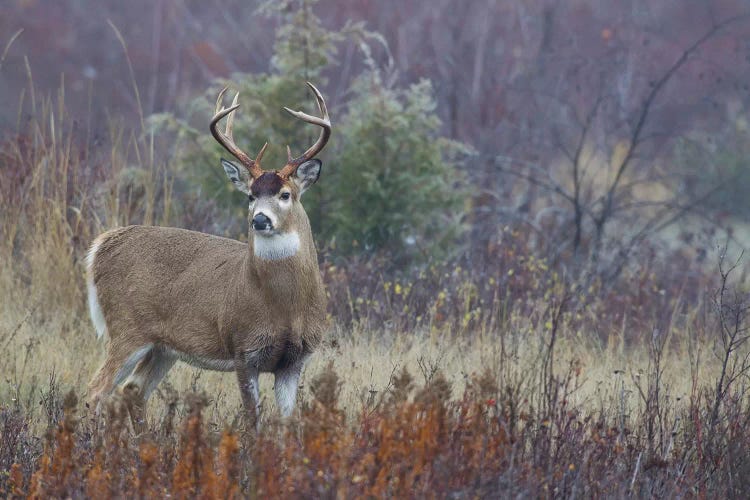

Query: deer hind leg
122;346;175;434
235;353;261;430
87;343;153;416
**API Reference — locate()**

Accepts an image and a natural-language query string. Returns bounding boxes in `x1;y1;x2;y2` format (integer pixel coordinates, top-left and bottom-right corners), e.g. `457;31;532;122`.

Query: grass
2;84;750;497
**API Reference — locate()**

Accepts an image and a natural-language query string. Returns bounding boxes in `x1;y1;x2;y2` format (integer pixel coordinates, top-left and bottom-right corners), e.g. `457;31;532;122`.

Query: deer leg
122;347;175;434
235;354;260;429
87;343;152;415
274;357;307;418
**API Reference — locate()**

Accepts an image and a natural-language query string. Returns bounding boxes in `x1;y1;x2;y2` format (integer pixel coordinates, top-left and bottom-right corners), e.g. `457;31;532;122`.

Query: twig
0;28;23;73
629;451;643;493
1;302;39;352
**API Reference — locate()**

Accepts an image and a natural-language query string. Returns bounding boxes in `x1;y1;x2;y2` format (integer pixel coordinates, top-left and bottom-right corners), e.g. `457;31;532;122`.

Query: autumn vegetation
3;0;750;498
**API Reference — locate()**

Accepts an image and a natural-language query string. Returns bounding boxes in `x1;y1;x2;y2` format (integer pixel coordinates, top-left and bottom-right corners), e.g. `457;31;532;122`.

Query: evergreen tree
327;74;466;262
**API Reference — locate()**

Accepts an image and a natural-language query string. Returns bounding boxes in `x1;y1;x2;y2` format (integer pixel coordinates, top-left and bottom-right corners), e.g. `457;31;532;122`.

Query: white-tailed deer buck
86;82;330;431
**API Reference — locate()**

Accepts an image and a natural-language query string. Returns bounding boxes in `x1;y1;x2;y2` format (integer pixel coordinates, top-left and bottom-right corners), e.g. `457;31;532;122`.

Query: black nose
252;213;272;231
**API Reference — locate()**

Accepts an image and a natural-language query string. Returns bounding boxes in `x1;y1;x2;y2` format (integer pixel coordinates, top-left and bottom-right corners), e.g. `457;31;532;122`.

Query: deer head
210;82;331;245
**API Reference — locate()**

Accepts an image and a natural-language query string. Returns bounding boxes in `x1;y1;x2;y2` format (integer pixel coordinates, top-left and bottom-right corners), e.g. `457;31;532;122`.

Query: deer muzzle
252;213;273;232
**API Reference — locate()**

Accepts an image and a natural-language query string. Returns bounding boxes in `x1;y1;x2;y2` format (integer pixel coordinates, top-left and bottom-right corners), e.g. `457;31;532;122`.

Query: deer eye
280;192;291;201
248;194;256;202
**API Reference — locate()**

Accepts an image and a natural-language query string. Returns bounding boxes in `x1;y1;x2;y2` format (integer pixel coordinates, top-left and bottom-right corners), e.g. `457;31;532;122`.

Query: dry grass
0;245;715;434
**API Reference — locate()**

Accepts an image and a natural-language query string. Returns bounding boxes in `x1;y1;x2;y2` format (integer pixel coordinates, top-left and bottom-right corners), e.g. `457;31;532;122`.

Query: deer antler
210;87;267;179
278;82;331;178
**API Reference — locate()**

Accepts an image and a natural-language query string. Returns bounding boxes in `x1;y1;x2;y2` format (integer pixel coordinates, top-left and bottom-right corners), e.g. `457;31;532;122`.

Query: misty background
2;0;750;290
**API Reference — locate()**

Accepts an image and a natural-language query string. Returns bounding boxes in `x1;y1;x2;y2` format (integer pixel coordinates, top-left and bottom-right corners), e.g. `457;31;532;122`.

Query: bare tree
496;11;750;287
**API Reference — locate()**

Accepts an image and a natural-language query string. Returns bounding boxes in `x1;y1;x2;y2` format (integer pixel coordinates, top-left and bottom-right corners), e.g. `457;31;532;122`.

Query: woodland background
3;0;750;497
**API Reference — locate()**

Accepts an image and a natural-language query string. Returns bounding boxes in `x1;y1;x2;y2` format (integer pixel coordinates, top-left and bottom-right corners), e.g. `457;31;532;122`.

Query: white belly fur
164;347;235;372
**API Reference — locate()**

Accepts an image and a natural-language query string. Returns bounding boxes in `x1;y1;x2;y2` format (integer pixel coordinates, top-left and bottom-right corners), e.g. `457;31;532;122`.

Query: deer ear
221;158;250;195
292;159;322;196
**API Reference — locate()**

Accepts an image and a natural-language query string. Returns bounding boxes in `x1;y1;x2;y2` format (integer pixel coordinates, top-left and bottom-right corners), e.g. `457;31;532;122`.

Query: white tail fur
86;236;108;340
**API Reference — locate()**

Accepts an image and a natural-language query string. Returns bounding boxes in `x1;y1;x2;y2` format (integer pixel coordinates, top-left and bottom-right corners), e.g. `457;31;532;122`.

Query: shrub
326;74;466;262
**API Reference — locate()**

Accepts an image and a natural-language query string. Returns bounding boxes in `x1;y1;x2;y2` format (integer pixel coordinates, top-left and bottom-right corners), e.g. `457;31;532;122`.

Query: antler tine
214;86;227;113
209;87;264;179
279;82;331;177
225;92;239;138
255;142;269;165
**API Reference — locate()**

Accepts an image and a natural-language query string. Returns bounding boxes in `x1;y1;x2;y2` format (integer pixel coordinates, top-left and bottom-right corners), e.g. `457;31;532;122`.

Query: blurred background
3;0;750;274
4;2;750;494
3;0;750;341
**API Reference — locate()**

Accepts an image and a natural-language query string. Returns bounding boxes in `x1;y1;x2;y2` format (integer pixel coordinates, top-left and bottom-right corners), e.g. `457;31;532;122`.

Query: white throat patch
254;232;301;260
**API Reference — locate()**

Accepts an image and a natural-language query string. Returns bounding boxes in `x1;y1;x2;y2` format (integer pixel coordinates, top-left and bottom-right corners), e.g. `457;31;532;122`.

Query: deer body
87;83;331;430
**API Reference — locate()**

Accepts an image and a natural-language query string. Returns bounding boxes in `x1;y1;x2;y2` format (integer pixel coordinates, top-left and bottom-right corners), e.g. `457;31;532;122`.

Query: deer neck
243;215;319;305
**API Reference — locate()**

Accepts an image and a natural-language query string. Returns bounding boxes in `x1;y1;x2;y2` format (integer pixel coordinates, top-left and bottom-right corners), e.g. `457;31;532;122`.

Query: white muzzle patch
254;231;301;261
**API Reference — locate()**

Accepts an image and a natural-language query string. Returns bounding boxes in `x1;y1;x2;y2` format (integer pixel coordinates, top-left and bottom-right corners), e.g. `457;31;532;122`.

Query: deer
85;82;330;432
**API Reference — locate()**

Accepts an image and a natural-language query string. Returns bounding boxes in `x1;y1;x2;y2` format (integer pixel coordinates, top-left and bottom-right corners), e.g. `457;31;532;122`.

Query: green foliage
676;129;750;218
152;0;468;261
326;75;466;261
261;0;341;79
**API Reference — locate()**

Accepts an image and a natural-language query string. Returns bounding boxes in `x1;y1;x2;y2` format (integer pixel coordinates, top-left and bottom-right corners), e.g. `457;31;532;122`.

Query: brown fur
250;172;285;197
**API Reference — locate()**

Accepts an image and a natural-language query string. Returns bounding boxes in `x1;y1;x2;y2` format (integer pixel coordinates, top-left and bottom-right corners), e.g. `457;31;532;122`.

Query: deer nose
252;213;273;231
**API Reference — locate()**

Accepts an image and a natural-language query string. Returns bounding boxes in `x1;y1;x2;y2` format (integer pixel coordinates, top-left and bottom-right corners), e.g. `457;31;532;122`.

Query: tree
493;11;750;287
327;74;465;262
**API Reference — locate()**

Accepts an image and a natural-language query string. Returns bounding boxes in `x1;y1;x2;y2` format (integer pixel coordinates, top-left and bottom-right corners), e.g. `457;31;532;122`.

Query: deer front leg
234;354;260;428
274;357;307;417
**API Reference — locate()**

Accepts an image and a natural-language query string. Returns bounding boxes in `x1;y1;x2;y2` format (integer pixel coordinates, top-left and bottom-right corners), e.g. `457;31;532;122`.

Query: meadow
1;77;749;499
